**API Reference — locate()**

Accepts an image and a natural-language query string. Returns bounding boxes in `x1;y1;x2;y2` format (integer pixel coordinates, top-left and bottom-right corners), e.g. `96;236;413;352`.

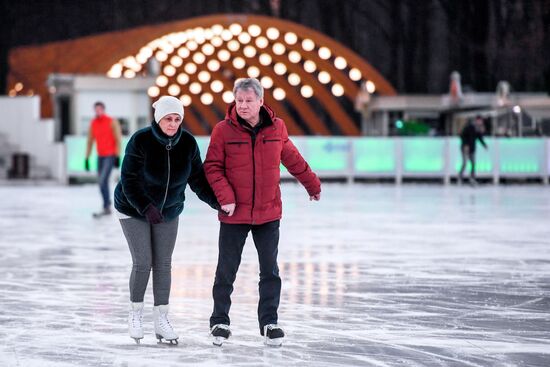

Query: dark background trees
1;0;549;95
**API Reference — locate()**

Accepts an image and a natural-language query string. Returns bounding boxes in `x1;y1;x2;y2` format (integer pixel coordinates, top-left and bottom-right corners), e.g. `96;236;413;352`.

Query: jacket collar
151;121;183;148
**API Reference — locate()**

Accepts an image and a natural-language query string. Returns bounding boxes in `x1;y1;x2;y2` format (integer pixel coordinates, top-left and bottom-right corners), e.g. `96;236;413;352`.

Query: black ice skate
210;324;231;346
263;324;284;347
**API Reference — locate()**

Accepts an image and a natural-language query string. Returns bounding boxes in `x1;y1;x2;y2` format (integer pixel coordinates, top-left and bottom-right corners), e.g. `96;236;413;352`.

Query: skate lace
159;314;174;332
130;311;142;328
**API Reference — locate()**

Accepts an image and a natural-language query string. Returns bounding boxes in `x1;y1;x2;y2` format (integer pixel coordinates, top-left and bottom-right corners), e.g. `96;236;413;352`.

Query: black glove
114;156;120;168
84;158;90;171
144;205;164;224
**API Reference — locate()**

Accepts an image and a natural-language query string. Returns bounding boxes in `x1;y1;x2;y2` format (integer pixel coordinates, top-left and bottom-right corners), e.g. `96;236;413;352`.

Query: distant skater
85;101;121;218
458;115;488;186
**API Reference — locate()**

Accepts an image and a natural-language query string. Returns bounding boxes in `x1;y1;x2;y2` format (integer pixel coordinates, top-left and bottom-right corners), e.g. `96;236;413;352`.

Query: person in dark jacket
204;78;321;347
114;96;219;344
459;115;488;185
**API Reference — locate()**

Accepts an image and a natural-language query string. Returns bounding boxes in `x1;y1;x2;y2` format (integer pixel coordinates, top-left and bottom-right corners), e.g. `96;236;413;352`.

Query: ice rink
1;183;549;367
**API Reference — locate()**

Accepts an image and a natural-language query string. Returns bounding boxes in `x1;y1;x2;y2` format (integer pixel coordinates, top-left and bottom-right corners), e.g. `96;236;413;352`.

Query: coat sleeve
477;132;487;148
187;141;221;210
280;121;321;196
204;124;236;205
120;134;155;214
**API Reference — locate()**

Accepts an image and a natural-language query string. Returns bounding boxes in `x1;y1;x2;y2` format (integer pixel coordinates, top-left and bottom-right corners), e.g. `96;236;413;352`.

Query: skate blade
265;337;283;347
212;336;227;346
156;334;178;345
131;337;143;344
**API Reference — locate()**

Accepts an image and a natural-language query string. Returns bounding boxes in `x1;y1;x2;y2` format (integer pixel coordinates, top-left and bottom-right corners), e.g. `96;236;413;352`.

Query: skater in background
458;115;488;185
114;96;220;344
204;78;321;347
84;101;122;218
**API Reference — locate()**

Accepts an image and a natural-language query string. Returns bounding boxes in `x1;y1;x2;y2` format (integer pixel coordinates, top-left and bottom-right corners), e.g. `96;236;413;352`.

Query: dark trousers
210;220;281;333
97;156;115;209
459;145;476;179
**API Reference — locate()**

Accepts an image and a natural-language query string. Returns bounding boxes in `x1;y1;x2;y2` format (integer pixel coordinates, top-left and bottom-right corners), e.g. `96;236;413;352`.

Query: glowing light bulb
300;85;313;98
331;83;344;96
272;43;286;55
259;53;272;66
284;32;297;45
266;27;280;40
198;71;211;83
260;76;273;89
232;57;246;69
211;36;223;47
349;68;362;81
273;88;286;100
303;60;317;73
148;86;160;97
184;63;197;74
155;51;168;62
170;56;183;67
163;65;176;76
318;71;331;84
248;24;261;37
178;48;190;58
274;63;287;75
168;84;181;96
288;73;301;86
207;59;221;72
201;93;214;105
227;40;240;52
288;51;301;63
211;80;224;93
302;39;315;51
222;91;234;103
243;45;257;58
180;94;192;106
221;29;233;41
238;32;251;44
192;52;206;64
156;75;169;87
247;66;260;78
229;23;243;35
189;82;202;94
218;50;231;62
177;73;189;85
366;80;376;93
211;24;223;36
255;37;269;49
334;56;347;70
318;47;331;60
202;44;215;55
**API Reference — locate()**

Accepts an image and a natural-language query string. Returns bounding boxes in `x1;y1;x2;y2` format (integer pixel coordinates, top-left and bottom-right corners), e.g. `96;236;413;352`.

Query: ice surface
0;183;549;366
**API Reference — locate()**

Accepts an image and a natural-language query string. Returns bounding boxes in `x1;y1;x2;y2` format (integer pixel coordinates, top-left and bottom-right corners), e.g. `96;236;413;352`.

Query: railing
64;136;550;184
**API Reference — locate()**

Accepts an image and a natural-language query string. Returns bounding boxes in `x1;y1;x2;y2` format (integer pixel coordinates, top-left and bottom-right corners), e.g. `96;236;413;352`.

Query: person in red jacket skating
85;101;122;218
204;78;321;347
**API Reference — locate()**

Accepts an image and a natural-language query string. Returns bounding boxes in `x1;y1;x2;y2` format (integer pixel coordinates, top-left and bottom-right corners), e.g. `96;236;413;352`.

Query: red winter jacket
204;103;321;225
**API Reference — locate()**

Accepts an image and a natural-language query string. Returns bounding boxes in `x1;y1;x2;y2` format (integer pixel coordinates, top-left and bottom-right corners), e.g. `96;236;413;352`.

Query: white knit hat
152;96;184;123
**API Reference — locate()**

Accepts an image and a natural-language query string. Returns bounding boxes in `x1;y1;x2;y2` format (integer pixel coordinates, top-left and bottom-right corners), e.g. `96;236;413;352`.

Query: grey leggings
119;217;179;306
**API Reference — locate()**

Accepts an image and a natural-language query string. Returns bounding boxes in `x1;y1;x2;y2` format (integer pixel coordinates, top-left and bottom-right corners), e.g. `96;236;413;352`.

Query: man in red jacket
204;78;321;347
85;101;122;218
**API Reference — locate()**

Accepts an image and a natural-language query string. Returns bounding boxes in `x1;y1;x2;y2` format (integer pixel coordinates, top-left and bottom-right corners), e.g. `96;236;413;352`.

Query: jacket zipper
160;139;172;211
251;132;256;224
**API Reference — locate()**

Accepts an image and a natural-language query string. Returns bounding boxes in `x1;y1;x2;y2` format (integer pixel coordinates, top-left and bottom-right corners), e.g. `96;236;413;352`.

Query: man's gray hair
233;78;264;99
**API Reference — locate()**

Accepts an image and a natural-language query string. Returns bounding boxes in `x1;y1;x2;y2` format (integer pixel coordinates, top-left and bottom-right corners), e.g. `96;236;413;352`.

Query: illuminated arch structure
8;14;396;136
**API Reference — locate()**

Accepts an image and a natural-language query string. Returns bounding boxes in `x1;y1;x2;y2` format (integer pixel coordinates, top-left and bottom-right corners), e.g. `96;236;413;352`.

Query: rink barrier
64;136;550;184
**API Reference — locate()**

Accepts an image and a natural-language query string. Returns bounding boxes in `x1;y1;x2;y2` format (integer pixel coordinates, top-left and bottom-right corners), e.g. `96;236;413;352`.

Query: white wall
0;96;64;181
